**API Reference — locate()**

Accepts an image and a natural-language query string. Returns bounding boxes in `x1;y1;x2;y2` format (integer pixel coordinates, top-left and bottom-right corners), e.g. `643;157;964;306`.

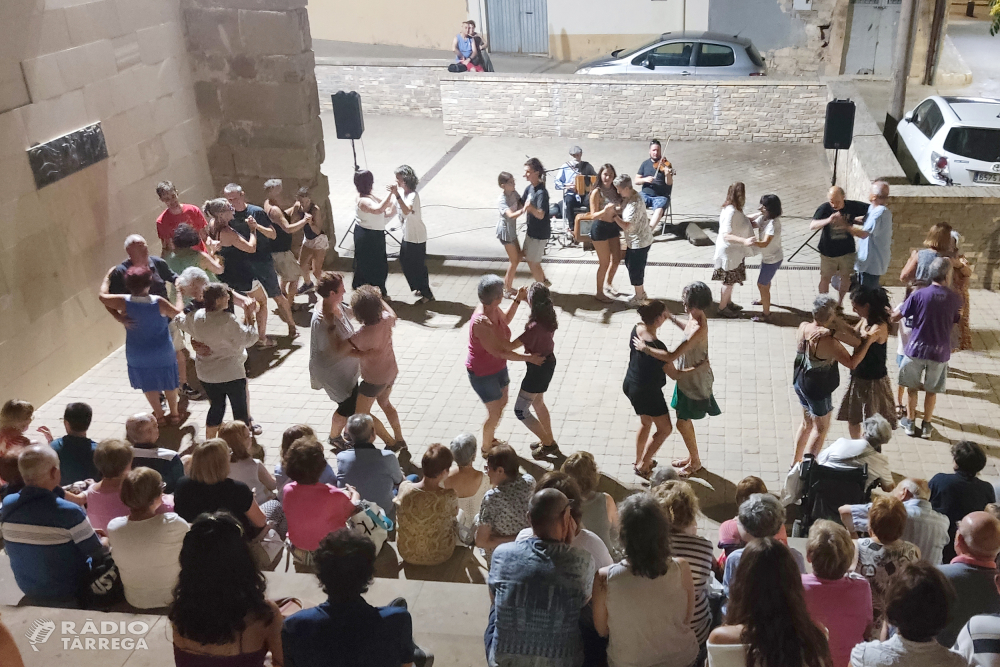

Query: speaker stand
351;139;359;172
789;148;839;262
831;148;839;187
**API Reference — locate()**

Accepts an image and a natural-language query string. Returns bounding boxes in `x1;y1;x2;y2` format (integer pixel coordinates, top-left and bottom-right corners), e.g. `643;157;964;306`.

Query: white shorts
272;250;301;282
523;236;547;264
302;234;330;251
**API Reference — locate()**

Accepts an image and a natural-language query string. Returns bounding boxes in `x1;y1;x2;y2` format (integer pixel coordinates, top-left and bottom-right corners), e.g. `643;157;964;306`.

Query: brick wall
315;60;444;118
440;75;827;143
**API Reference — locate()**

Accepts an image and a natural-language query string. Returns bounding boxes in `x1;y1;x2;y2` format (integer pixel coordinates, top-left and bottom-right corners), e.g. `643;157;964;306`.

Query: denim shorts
794;383;834;417
641;192;669;211
757;260;783;286
468;367;510;404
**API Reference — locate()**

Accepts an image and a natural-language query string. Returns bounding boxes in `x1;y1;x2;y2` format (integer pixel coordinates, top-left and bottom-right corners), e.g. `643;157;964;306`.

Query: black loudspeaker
331;91;364;140
824;99;856;150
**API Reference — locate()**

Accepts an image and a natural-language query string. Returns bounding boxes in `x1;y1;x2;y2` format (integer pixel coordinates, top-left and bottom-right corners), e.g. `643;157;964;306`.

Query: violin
654;157;676;176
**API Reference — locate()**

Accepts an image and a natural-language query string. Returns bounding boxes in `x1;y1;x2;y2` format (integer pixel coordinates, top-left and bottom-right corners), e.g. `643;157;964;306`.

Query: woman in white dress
712;182;757;318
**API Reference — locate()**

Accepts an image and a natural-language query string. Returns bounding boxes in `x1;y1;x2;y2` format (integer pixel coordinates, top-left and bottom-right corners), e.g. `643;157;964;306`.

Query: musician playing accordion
553;145;597;228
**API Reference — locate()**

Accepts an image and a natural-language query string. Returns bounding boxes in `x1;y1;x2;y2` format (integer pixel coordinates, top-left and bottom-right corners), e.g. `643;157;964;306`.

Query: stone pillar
181;0;334;251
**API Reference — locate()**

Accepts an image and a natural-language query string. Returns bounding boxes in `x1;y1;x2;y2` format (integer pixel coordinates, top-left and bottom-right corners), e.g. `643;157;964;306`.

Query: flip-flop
676;463;704;479
531;443;560;461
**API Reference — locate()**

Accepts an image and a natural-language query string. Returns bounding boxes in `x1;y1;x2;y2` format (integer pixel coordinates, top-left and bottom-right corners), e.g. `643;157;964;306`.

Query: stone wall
315;60;444;118
182;0;332;247
0;0;214;404
441;75;827;143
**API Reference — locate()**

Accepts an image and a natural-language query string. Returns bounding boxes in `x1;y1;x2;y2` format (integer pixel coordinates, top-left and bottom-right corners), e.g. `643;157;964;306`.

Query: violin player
635;138;675;235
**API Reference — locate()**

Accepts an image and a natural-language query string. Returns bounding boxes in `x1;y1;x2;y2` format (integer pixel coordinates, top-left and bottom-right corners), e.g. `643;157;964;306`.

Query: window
697;44;736;68
745;45;765;67
634;42;694;68
912;100;944;139
943;127;1000;162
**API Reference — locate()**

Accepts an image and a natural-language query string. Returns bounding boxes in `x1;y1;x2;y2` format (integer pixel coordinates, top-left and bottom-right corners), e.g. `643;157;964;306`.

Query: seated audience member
125;413;184;493
0;445;105;604
81;438;143;532
852;494;920;633
169;512;283;665
274;424;335;500
395;443;458;566
336;414;403;518
592;493;699;667
219;421;277;506
107;468;189;609
936;511;1000;647
486;489;596;667
709;537;832;667
815;414;894;493
50;402;99;485
839;477;950;564
443;433;491;545
173;439;267;535
475;443;535;561
850;562;966;667
931;440;996;563
717;476;787;561
282;529;432;667
0;399;51;455
0;446;26;501
653;480;716;646
722;493;805;605
955;606;1000;666
517;471;613;569
283;437;360;569
801;520;874;667
562;451;619;554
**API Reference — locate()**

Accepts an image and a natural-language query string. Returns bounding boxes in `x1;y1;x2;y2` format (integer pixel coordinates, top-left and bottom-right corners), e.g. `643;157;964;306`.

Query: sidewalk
313;39;580;73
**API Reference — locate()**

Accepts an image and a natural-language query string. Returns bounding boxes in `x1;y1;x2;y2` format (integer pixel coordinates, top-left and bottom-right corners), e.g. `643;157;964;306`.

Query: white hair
930;256;952;283
263;178;282;190
223;183;243;195
871;180;889;198
125;412;157;444
897;478;930;500
124;234;146;250
177;267;210;293
18;444;59;485
862;414;893;449
449;433;478;467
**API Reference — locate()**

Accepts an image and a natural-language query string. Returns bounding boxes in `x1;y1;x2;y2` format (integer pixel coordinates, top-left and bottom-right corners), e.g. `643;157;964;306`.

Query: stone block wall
0;0;214;404
441;75;828;143
182;0;332;245
315;60;445;118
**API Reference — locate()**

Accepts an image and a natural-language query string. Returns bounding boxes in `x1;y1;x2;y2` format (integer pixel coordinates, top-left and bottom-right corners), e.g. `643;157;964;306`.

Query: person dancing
496;172;525;299
288;187;328;295
511;283;560;460
712;182;755;318
467;275;544;458
632;283;718;478
623;301;674;479
352;170;396;297
391;165;434;303
574;163;623;303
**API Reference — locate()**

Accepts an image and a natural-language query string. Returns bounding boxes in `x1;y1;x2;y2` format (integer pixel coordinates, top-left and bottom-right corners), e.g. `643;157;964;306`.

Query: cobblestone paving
32;259;1000;520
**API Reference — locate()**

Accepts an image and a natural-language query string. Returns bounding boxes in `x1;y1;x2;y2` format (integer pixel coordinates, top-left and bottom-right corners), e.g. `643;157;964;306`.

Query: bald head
19;445;60;489
529;488;571;537
956;511;1000;561
893;478;930;502
828;186;845;208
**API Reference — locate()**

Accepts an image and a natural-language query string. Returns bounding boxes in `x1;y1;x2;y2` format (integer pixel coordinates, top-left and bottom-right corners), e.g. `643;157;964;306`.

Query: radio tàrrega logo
25;619;150;651
25;619;55;651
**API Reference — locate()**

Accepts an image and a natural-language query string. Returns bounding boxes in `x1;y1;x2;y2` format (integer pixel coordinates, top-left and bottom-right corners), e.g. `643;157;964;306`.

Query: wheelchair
791;454;873;537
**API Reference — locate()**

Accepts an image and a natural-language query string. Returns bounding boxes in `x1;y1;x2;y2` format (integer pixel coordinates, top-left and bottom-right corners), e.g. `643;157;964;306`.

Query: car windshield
943;127;1000;162
745;45;764;68
613;37;664;60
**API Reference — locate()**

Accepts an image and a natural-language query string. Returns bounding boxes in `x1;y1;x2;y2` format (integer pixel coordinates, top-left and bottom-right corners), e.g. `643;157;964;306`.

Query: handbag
793;337;840;400
249;522;285;572
349;500;393;555
80;552;124;609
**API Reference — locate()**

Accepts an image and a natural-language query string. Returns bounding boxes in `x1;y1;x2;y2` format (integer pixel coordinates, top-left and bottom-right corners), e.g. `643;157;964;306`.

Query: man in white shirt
817;414;894;494
955;610;1000;667
839;478;951;564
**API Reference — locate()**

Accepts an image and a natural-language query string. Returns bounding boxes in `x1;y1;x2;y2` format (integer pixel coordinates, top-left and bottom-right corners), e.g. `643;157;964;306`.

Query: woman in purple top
511;283;560;460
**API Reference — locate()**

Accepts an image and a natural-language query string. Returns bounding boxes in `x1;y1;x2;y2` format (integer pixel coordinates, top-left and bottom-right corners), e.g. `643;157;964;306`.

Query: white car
896;96;1000;186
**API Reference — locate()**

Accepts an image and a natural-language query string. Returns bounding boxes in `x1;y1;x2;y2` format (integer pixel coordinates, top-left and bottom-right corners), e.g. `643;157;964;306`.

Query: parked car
575;32;766;78
896;96;1000;186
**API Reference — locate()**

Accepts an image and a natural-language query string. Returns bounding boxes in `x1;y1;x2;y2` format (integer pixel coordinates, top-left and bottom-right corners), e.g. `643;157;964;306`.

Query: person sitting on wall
451;21;484;72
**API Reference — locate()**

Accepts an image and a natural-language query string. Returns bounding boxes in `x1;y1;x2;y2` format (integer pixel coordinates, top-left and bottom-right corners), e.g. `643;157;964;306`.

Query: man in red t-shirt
156;181;208;253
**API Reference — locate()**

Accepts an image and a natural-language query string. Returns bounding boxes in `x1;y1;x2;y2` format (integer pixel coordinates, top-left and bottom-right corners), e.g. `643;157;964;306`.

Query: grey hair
177;267;210;293
897;477;930;500
871;180;889;198
477;274;505;305
650;466;679;486
124;412;157;444
812;293;837;322
18;445;59;485
223;183;243;195
569;145;583;156
737;493;785;539
346;413;375;444
449;433;478;467
862;414;893;449
263;178;282;191
930;256;952;283
124;234;146;250
613;173;633;190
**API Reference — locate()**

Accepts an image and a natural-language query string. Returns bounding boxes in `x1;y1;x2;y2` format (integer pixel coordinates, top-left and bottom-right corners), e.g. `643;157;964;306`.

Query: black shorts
590;221;621;242
335;384;359;417
521;355;556;394
249;259;281;298
622;379;669;417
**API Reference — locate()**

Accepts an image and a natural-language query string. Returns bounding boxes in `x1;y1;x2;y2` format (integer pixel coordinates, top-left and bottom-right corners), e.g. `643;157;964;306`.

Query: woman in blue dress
99;265;187;425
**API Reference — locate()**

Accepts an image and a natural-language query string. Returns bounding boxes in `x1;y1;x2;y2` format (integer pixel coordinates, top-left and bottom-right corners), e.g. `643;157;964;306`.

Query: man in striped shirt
955;612;1000;667
0;445;106;604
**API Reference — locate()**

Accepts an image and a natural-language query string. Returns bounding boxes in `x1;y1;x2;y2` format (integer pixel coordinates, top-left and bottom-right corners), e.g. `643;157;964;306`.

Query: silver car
575;31;766;78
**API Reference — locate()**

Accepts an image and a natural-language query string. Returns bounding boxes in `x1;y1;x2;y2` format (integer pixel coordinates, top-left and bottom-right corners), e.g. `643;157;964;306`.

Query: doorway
843;0;901;75
485;0;548;54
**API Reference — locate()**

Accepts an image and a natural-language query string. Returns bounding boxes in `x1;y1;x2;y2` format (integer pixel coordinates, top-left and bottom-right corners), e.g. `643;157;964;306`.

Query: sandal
155;414;168;427
328;435;349;453
751;314;771;323
633;464;653;480
675;463;704;479
751;299;762;306
250;422;263;436
531;442;560;461
255;337;277;349
387;439;408;453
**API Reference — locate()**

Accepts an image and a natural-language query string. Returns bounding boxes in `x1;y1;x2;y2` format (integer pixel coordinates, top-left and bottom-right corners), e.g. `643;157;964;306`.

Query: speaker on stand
331;91;365;169
788;99;856;262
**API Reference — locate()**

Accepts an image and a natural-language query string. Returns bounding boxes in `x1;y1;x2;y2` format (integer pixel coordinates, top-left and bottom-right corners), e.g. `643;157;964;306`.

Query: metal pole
885;0;919;144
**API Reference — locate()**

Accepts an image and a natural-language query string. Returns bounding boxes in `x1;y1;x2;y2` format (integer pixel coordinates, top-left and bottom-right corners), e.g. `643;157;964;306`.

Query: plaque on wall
27;123;109;189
